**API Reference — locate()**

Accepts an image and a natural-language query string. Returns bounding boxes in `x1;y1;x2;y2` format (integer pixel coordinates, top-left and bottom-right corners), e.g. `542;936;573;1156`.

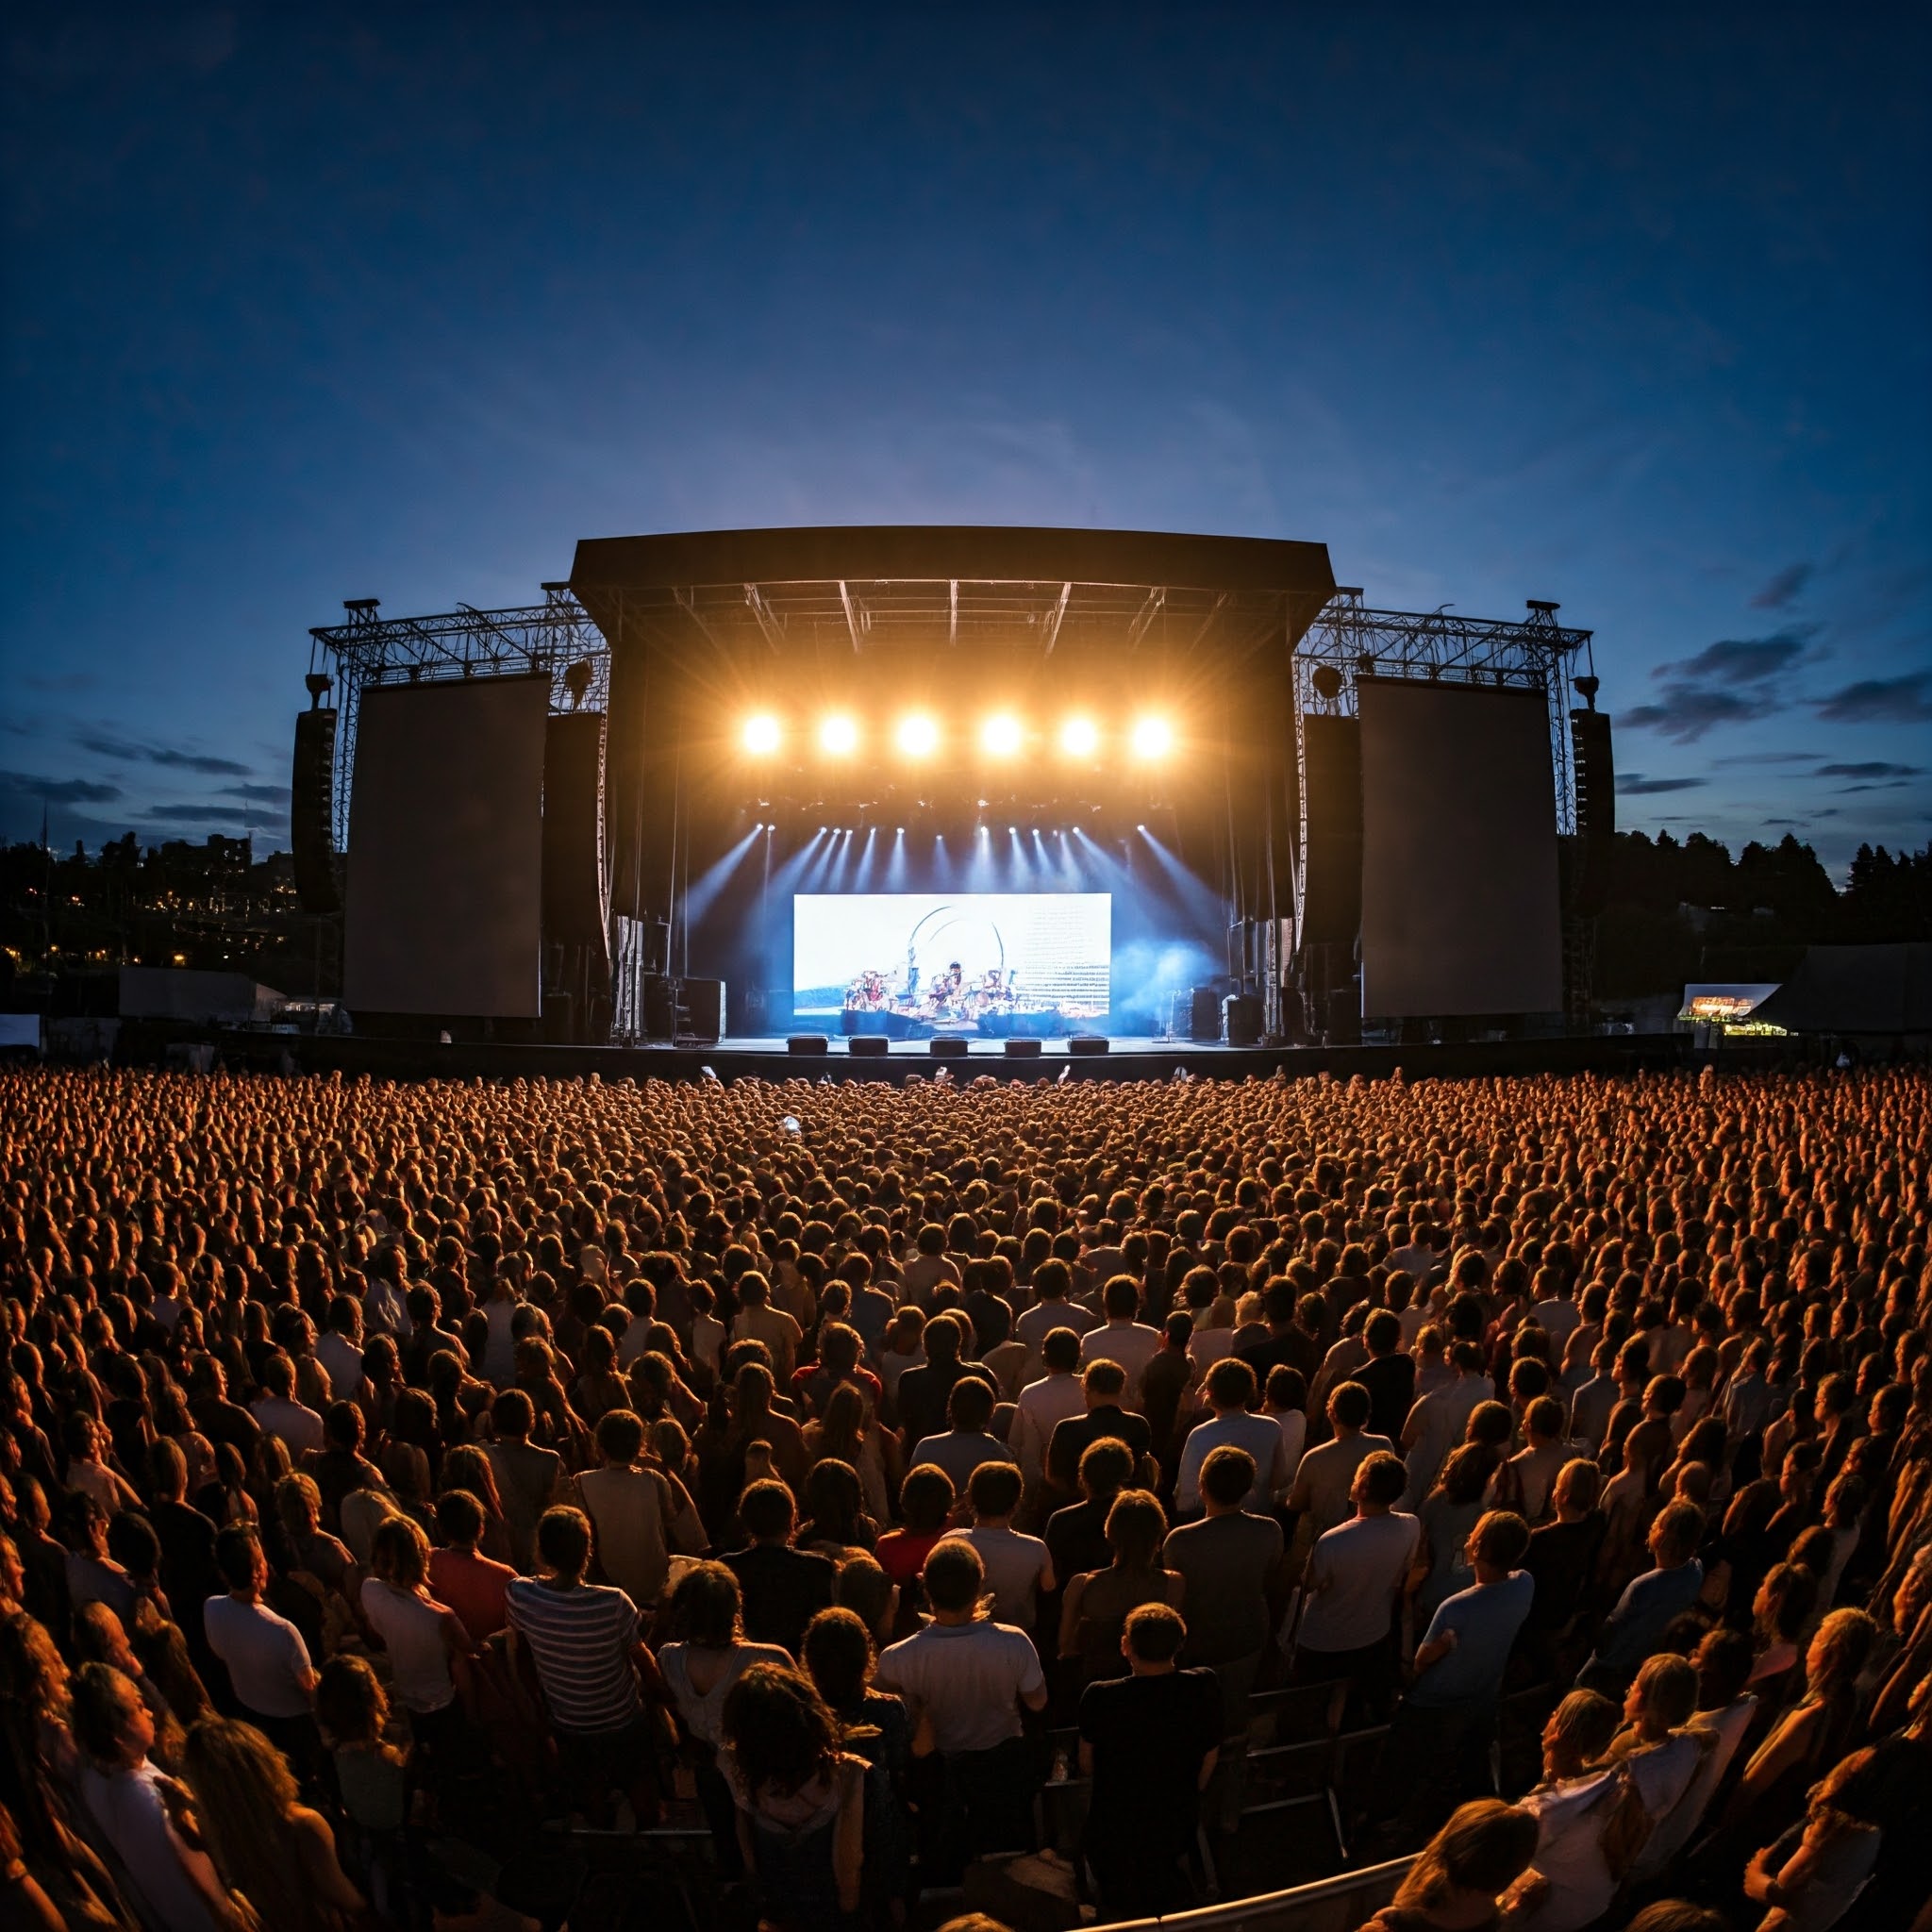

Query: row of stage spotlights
741;711;1174;761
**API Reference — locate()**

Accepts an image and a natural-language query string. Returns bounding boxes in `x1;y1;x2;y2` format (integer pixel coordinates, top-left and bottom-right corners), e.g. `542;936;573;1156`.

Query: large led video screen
1358;677;1563;1017
795;891;1110;1035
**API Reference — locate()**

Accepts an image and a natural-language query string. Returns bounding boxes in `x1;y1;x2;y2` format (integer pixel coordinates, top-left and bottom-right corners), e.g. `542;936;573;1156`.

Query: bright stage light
819;713;859;756
741;713;782;756
895;712;940;758
1059;715;1100;758
1129;715;1174;760
980;712;1024;758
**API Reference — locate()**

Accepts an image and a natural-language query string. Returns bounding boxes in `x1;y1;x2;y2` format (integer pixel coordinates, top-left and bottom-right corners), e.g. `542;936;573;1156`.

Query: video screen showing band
793;891;1110;1038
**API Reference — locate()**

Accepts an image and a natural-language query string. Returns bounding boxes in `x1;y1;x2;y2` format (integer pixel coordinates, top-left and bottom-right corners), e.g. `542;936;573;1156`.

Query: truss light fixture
895;712;940;758
1059;715;1100;758
819;713;860;756
741;713;782;756
1129;715;1174;760
980;712;1024;758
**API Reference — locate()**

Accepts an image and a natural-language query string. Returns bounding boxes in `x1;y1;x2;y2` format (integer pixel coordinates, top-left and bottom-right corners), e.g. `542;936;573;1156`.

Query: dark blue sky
4;6;1927;870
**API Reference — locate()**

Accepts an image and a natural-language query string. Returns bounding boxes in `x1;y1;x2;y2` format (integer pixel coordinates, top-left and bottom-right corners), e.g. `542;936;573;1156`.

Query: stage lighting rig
741;713;782;755
980;713;1024;758
1129;716;1174;760
1059;715;1100;758
895;712;940;758
819;714;860;756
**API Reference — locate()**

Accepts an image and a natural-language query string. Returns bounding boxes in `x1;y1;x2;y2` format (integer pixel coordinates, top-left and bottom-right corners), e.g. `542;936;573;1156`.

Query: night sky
3;7;1927;870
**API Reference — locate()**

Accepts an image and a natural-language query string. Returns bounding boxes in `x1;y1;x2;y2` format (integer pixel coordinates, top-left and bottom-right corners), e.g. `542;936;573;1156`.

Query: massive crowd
0;1061;1926;1932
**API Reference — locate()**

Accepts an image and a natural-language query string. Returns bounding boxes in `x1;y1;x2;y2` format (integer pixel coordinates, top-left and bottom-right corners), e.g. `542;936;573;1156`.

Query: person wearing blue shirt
1375;1508;1536;1836
1578;1500;1707;1694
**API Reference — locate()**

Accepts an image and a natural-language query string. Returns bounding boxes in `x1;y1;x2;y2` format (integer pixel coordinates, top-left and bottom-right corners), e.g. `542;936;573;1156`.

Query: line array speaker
1570;708;1616;917
291;708;340;915
542;712;608;952
1299;712;1363;946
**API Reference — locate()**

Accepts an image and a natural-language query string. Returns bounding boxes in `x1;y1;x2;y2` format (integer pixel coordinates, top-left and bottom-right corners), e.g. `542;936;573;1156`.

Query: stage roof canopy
569;525;1337;669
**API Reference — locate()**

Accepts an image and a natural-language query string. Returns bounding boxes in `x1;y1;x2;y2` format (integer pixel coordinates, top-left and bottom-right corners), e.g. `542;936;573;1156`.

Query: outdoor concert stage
296;524;1608;1052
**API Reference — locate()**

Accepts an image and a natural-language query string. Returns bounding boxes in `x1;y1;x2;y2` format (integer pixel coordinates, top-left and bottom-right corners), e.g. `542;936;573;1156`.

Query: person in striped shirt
506;1505;662;1826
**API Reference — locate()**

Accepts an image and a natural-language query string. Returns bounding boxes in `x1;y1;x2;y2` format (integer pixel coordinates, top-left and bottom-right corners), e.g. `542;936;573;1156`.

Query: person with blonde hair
1507;1689;1647;1932
180;1716;368;1932
1357;1797;1538;1931
358;1513;472;1755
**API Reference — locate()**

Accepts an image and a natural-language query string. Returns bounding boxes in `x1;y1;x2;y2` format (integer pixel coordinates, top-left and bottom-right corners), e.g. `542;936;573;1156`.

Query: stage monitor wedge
1357;677;1562;1018
343;675;548;1018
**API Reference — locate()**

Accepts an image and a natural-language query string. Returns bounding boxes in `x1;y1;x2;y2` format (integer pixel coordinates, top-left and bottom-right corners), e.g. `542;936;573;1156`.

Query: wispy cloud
1617;773;1708;795
76;733;253;777
1749;562;1812;610
1624;688;1784;741
1712;751;1823;767
1813;760;1923;780
1812;670;1932;724
0;769;122;805
218;782;292;807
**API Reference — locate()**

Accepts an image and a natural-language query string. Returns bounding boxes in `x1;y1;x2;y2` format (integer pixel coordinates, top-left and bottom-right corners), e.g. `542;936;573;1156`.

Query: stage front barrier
1151;1856;1412;1932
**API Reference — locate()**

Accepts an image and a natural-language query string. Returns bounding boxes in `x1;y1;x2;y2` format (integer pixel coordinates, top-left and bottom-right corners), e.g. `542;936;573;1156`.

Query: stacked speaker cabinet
291;708;340;915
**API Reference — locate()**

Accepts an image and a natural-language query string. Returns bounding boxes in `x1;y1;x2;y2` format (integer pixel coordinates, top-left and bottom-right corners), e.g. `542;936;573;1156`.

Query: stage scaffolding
306;585;609;851
1289;590;1598;1040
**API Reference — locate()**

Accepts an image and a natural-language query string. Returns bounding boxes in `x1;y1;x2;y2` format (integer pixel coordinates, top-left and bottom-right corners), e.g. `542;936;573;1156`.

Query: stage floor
715;1033;1202;1057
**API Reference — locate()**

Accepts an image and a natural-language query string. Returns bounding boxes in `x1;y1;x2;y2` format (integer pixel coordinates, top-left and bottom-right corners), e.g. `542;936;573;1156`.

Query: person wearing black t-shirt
1355;1309;1417;1444
1077;1601;1222;1917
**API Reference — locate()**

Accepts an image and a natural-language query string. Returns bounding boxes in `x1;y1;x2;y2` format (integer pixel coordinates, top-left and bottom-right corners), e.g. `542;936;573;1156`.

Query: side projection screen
795;891;1110;1027
343;674;548;1017
1357;677;1563;1018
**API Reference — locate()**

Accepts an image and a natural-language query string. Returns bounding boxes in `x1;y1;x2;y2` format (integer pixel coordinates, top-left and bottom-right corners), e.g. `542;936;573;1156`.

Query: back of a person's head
1042;1326;1080;1374
1104;1489;1167;1568
371;1513;429;1589
70;1659;142;1763
1206;1357;1256;1411
947;1376;995;1434
1652;1500;1705;1567
595;1407;646;1465
1078;1437;1135;1501
1124;1601;1186;1666
1033;1258;1071;1301
835;1552;893;1634
1083;1359;1126;1403
536;1505;593;1579
923;1538;984;1614
435;1486;486;1547
898;1462;956;1533
315;1653;386;1747
801;1604;874;1707
212;1524;258;1591
1469;1509;1531;1572
1357;1450;1407;1509
670;1559;743;1646
1525;1395;1564;1441
492;1388;534;1437
740;1478;796;1541
1621;1906;1728;1932
1103;1275;1139;1320
1633;1652;1699;1729
1328;1380;1371;1431
1265;1364;1307;1411
1200;1444;1257;1509
969;1460;1024;1520
1547;1687;1621;1764
924;1314;963;1363
722;1659;836;1793
1364;1308;1400;1355
1396;1799;1538;1910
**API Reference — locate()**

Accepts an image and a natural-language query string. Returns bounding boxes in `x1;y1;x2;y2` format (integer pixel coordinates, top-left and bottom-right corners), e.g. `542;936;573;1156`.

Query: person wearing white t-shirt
1013;1330;1088;1489
1078;1276;1162;1408
1174;1358;1292;1514
939;1461;1057;1634
73;1662;236;1932
357;1515;473;1750
1291;1451;1418;1713
203;1524;319;1771
248;1352;324;1457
